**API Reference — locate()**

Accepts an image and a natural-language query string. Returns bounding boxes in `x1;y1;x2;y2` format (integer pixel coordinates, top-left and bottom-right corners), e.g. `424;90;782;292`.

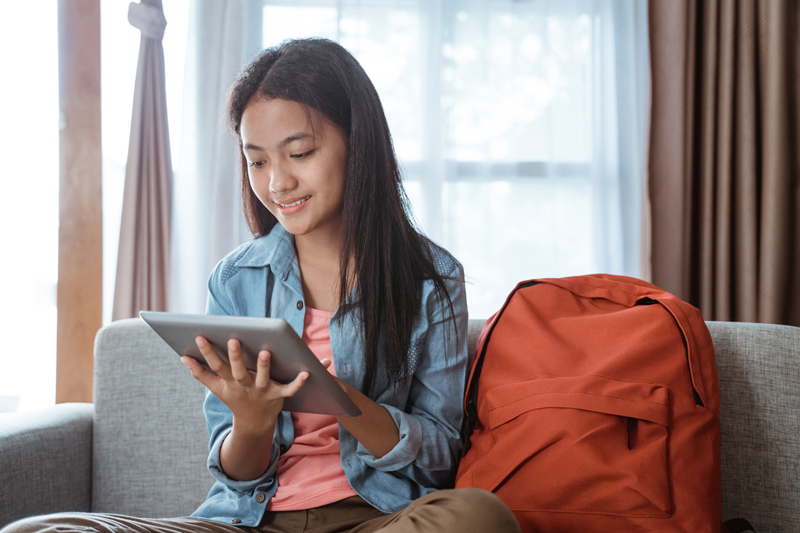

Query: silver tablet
139;311;361;417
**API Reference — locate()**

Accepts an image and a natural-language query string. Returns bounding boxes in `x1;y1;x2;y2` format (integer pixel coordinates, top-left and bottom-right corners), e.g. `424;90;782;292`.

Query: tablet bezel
139;311;361;417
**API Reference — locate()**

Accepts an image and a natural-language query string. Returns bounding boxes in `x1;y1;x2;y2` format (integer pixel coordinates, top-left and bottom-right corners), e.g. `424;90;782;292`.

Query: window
0;3;59;413
0;1;647;412
259;0;647;318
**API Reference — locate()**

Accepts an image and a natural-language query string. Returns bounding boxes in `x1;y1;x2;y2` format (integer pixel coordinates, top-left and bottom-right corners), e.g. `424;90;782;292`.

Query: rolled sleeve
206;426;279;492
354;404;422;471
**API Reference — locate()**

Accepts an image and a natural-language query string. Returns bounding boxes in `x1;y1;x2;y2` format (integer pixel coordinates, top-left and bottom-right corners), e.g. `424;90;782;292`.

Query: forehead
240;98;323;145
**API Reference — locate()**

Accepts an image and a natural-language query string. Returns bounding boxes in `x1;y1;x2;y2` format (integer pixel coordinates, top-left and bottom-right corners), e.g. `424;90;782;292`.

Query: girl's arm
348;258;469;487
334;381;400;458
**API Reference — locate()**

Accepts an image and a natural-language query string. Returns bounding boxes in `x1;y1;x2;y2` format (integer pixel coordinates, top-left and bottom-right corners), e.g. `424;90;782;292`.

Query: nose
268;160;297;194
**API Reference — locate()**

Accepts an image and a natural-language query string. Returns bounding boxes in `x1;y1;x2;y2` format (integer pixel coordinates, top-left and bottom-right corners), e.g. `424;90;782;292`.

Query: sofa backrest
92;318;799;531
708;321;800;533
90;319;486;518
92;318;211;517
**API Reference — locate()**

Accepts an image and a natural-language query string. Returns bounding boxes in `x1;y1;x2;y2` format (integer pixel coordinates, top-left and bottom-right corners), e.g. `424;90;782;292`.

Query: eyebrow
244;132;313;152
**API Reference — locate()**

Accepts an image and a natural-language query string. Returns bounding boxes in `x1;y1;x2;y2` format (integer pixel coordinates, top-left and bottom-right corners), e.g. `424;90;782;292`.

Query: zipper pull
627;417;637;450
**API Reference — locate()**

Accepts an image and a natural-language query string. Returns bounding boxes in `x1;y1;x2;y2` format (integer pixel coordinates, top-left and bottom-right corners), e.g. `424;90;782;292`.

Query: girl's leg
348;489;521;533
1;513;250;533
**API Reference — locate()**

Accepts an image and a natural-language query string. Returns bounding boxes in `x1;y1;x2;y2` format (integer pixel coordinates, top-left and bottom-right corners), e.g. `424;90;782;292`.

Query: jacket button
280;444;287;453
231;518;241;524
297;300;304;310
255;492;266;503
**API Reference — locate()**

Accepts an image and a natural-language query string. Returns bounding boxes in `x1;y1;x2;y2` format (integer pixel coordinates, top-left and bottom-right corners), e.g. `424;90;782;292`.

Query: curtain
648;0;800;326
113;0;172;320
170;0;261;314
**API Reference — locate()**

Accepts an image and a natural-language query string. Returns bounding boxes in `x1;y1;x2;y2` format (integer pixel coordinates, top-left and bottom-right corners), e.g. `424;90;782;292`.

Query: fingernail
196;337;206;347
259;351;268;362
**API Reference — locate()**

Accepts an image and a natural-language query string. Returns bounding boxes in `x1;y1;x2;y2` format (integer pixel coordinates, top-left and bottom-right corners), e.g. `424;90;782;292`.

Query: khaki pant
3;489;520;533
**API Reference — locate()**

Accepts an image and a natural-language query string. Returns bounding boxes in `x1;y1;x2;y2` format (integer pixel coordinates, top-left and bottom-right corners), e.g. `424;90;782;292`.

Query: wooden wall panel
56;0;102;404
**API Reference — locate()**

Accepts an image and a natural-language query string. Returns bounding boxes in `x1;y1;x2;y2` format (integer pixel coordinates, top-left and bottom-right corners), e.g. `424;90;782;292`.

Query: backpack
455;275;723;532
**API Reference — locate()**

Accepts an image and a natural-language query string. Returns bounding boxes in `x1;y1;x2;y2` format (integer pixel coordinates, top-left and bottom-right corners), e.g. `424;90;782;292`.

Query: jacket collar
234;224;296;280
233;223;353;307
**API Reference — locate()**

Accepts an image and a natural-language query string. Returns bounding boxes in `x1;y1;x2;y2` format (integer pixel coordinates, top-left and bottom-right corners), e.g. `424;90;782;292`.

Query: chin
279;222;312;236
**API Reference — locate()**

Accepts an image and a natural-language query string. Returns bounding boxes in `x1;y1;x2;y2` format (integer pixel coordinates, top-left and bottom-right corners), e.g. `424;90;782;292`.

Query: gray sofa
1;319;798;532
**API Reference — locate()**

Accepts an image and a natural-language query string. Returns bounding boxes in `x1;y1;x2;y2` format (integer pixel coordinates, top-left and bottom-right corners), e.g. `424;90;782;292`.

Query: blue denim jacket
191;224;469;526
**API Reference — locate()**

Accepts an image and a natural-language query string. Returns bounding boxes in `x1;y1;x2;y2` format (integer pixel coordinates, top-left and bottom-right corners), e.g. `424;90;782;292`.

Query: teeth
278;196;310;208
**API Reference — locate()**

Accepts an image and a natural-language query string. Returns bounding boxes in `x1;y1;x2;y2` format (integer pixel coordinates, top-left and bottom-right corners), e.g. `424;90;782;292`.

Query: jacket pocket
474;374;673;517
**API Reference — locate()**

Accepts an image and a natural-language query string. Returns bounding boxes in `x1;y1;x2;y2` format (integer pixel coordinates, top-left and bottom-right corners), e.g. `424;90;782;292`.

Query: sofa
0;318;798;532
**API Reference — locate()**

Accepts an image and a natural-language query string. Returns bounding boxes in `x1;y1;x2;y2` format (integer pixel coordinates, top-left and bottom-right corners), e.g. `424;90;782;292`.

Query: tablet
139;311;361;417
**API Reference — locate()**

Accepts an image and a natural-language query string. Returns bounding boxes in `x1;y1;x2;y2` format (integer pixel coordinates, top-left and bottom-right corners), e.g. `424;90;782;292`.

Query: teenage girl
3;38;519;533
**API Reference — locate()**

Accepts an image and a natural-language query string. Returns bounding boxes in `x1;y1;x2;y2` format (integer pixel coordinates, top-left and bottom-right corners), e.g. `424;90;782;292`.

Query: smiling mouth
276;196;311;208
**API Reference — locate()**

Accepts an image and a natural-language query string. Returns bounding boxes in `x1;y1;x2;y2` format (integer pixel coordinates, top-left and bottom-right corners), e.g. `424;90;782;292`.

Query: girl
3;38;519;533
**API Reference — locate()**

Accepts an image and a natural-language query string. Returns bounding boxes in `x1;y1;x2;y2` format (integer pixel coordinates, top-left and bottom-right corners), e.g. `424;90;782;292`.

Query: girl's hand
182;336;309;436
316;361;400;459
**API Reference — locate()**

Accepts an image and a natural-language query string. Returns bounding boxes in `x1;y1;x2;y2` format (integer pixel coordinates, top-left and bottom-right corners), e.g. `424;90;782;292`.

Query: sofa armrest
0;403;93;528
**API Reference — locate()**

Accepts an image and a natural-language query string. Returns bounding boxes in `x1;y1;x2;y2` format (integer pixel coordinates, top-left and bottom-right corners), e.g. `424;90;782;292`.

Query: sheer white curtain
171;0;261;313
172;0;650;318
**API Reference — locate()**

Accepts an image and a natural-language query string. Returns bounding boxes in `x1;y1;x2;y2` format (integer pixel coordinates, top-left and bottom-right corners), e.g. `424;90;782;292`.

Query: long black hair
226;38;456;393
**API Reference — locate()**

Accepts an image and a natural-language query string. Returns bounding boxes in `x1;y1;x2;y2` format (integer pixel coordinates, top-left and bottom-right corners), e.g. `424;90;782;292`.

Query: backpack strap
460;280;540;456
723;518;756;533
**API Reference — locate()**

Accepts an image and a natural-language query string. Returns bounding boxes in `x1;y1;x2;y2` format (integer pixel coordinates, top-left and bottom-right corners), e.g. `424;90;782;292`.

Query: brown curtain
113;0;172;320
648;0;800;326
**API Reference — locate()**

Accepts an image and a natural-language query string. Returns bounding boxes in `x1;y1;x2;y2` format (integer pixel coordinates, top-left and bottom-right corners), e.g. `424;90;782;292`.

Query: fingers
191;337;308;402
253;351;308;399
320;358;333;370
195;336;232;380
181;356;222;394
181;355;204;377
254;350;271;389
227;339;251;383
275;370;309;398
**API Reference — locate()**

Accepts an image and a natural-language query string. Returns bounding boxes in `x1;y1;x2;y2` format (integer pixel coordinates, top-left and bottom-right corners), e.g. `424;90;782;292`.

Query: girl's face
241;97;348;242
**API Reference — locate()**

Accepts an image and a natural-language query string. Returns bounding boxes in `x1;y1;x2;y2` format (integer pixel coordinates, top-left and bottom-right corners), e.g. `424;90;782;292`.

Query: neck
293;227;344;312
293;227;342;269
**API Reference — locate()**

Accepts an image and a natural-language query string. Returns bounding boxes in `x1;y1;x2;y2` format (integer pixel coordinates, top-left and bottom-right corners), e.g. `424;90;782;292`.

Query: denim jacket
191;224;469;526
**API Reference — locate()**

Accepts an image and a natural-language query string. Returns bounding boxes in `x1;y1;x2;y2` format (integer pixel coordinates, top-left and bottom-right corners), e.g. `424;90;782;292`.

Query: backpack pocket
475;374;673;517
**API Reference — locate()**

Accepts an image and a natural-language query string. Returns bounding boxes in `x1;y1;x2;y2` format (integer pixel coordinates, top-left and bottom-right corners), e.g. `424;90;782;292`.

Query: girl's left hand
316;361;400;459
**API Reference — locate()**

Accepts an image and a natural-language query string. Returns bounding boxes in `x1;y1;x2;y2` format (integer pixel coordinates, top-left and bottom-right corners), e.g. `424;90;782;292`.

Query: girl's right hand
182;336;309;435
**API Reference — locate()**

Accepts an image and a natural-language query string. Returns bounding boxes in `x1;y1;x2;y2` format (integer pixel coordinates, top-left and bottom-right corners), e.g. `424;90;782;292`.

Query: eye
248;160;265;168
291;150;314;160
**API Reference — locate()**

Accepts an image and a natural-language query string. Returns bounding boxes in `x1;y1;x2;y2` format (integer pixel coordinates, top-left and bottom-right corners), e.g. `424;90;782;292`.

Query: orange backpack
456;275;723;532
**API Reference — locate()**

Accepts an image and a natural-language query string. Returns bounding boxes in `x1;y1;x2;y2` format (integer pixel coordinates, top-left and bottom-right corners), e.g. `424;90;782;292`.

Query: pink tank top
266;307;358;510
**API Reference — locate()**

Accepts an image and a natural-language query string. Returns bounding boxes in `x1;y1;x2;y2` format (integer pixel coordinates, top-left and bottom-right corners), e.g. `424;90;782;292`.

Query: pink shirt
266;307;358;510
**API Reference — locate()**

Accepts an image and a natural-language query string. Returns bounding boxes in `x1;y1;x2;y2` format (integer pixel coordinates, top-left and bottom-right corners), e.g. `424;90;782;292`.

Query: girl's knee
409;488;520;533
1;513;96;533
1;516;51;533
451;489;520;531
